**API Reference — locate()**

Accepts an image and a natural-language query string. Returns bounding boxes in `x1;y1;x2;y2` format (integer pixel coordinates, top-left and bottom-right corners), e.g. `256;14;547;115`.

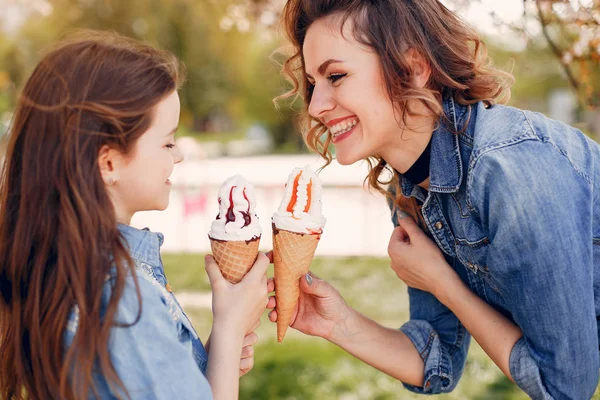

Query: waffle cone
209;236;260;284
273;227;321;342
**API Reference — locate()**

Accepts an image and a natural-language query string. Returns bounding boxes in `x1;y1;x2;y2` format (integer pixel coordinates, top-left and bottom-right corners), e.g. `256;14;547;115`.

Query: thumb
299;272;331;298
244;252;270;281
390;225;410;245
396;211;422;238
205;254;226;286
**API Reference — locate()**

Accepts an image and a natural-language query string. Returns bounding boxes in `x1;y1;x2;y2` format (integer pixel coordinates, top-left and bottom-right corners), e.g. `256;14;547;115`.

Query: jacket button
467;262;478;273
434;221;444;230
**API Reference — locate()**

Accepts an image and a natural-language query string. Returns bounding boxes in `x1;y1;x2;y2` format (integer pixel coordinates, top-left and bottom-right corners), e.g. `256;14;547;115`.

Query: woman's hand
205;253;269;337
267;272;352;342
388;212;458;297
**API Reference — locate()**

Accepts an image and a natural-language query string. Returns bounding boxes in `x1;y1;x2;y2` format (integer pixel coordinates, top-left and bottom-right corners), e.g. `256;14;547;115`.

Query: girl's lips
166;179;171;185
332;122;357;144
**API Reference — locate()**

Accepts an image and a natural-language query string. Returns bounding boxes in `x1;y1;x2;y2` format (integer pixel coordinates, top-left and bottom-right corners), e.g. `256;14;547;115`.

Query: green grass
163;254;600;399
162;253;211;291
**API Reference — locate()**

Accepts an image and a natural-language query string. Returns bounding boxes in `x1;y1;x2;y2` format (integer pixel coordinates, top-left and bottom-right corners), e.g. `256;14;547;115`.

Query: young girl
268;0;600;399
0;31;270;400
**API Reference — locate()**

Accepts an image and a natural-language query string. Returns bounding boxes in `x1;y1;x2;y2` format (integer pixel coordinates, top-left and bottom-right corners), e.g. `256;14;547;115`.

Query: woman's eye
327;73;346;83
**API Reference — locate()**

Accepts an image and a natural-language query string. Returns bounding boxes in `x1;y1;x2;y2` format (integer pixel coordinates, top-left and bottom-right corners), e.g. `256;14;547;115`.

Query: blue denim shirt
64;224;212;399
389;96;600;399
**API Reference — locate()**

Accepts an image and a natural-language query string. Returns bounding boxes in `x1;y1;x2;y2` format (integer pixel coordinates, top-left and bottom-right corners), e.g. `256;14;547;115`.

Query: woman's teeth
330;119;358;138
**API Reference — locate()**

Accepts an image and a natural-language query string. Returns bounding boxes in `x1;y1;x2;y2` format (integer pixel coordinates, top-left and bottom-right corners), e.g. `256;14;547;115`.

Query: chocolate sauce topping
225;186;236;223
242;188;251;227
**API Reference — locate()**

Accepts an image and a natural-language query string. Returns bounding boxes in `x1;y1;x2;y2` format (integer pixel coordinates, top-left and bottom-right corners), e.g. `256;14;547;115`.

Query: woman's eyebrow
306;59;344;80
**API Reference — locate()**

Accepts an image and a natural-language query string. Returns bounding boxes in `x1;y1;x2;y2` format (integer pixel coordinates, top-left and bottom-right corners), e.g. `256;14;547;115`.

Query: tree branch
535;0;580;91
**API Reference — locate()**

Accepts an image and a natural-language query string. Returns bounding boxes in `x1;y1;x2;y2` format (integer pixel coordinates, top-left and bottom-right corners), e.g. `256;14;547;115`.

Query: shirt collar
401;95;470;196
117;223;164;266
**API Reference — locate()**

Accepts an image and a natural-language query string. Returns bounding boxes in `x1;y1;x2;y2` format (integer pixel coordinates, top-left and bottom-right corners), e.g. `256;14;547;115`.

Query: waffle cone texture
209;236;260;284
273;228;321;342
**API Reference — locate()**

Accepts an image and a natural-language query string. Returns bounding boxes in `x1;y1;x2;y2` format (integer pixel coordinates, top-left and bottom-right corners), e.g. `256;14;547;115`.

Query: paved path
175;291;212;309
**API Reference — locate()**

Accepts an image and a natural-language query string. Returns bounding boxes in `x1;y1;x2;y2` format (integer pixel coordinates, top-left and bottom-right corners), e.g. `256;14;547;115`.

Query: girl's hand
204;322;260;377
205;253;269;337
267;272;352;342
387;212;458;297
239;327;258;377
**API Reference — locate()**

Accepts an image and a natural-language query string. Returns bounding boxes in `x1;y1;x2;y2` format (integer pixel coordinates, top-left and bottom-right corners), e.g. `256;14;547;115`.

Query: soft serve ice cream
272;165;326;235
209;174;261;242
272;165;326;342
208;175;261;284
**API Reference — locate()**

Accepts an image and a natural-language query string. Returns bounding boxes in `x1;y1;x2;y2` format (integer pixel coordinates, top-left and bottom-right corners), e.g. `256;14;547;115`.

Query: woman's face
303;15;429;168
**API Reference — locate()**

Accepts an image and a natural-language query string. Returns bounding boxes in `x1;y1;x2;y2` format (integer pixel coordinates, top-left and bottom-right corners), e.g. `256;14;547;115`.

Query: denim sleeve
107;276;213;399
389;202;471;394
400;288;471;394
469;141;598;400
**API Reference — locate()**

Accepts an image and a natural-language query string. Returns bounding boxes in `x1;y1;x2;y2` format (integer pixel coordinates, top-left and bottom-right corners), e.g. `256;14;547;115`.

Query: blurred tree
463;0;600;111
0;0;300;148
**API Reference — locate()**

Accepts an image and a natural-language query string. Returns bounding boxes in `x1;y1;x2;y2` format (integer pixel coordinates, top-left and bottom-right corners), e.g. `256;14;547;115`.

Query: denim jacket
389;96;600;399
64;224;212;399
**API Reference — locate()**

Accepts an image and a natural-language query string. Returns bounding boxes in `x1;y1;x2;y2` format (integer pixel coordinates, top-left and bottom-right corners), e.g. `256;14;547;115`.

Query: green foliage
166;253;600;399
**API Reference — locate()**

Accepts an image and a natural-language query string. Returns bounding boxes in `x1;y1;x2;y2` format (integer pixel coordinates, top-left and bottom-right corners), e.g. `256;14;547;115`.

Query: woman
268;1;600;398
0;31;270;399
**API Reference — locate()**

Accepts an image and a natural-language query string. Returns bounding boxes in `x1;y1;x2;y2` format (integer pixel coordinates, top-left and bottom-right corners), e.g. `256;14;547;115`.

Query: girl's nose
173;145;184;164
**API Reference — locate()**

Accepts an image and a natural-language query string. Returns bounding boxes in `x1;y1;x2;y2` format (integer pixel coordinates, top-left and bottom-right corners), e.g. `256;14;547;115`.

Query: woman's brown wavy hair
277;0;513;225
0;31;183;399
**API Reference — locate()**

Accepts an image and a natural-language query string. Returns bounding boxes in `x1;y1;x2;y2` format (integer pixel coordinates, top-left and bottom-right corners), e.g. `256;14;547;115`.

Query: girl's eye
166;144;176;149
327;73;346;83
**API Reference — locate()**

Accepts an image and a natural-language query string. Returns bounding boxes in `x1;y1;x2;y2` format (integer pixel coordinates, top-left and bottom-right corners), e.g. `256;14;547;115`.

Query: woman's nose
308;84;335;119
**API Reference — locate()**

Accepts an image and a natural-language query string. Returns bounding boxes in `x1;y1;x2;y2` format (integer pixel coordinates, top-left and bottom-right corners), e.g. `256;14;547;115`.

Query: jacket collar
117;223;164;266
400;95;471;196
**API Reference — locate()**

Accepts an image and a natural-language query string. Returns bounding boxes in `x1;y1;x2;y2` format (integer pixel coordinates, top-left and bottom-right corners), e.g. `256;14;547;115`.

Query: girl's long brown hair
277;0;514;224
0;31;183;399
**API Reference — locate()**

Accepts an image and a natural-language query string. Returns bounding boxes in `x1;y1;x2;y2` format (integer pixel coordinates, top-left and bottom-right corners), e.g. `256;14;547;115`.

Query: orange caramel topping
304;179;312;213
286;172;302;213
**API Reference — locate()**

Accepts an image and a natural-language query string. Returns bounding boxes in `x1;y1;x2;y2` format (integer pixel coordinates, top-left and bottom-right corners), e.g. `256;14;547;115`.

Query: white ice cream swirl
272;165;326;234
209;174;261;241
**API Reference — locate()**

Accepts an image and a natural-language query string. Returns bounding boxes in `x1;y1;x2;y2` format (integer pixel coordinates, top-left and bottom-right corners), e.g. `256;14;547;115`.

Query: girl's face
303;15;430;169
104;90;183;223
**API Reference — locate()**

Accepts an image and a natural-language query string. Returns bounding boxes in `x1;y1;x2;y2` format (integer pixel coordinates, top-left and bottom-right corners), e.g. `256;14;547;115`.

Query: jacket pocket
454;238;500;293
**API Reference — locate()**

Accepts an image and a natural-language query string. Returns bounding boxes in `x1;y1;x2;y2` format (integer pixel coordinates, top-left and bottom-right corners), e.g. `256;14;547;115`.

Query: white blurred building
132;154;394;257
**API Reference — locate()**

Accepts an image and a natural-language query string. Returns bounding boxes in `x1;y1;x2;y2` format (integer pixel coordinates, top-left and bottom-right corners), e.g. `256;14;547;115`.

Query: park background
1;0;600;398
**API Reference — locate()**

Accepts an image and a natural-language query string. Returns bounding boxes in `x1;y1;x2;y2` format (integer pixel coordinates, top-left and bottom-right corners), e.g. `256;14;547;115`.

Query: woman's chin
334;151;363;166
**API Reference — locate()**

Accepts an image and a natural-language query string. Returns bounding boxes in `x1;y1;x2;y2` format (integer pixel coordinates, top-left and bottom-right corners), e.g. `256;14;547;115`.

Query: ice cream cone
209;237;260;284
273;226;321;342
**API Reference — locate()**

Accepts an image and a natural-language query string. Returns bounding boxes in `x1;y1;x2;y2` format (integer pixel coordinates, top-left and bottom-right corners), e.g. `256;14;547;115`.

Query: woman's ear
98;145;120;186
406;48;431;89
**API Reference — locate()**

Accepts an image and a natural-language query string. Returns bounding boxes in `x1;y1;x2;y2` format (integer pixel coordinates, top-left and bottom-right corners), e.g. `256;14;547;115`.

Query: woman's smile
329;116;359;143
332;121;358;144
